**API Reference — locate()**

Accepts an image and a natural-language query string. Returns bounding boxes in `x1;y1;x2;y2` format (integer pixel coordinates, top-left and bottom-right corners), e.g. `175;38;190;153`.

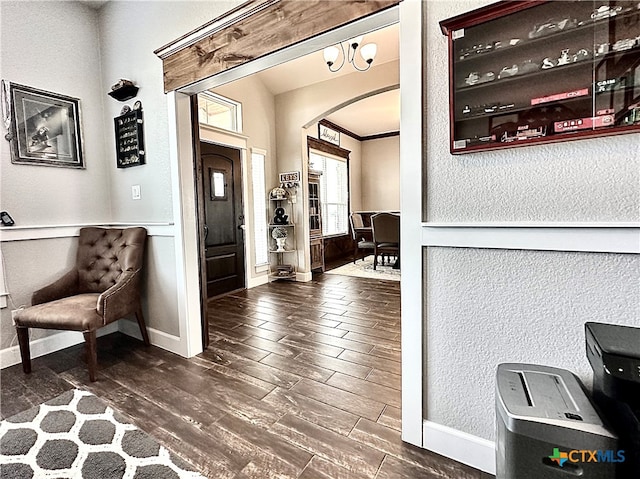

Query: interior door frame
193;121;250;348
165;3;416;434
189;95;210;349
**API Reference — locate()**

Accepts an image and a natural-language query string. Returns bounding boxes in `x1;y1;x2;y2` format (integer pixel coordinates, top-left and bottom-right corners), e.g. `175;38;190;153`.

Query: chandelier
323;36;377;72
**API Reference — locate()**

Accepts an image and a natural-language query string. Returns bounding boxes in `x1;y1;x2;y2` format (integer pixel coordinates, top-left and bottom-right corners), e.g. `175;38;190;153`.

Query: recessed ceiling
326;89;399;137
255;23;399;96
252;23;399;137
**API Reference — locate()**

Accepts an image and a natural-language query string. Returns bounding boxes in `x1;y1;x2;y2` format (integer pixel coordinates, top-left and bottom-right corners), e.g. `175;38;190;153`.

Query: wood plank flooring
0;273;493;479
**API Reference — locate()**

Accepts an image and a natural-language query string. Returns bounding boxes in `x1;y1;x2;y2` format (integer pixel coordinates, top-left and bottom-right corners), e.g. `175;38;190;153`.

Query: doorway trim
163;0;424;454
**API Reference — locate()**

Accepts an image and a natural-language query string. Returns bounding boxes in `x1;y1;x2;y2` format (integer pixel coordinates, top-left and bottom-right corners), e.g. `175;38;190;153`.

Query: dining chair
371;213;400;270
349;213;375;263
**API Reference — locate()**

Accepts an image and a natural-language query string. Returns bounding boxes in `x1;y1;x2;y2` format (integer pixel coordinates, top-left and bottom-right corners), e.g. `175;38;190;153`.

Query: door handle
238;224;246;230
204;224;209;240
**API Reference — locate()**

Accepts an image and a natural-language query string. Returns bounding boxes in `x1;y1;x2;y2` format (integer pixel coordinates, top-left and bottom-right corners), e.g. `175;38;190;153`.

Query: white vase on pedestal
275;237;286;252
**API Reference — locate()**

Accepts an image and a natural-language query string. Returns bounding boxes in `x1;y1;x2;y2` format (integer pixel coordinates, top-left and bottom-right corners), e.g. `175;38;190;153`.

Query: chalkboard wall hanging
114;107;145;168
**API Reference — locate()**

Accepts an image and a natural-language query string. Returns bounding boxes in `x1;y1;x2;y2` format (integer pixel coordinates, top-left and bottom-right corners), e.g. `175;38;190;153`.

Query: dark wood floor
1;273;491;479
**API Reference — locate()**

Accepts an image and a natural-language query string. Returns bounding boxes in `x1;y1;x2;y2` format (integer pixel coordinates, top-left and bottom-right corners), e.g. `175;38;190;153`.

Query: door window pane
198;92;242;132
210;169;227;200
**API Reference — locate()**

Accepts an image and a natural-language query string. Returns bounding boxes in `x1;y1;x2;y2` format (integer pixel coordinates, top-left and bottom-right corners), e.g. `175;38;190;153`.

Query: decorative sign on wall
279;171;301;185
114;107;145;168
318;123;340;146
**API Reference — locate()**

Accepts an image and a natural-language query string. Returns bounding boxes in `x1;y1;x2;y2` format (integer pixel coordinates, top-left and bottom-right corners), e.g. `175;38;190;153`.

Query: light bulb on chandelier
323;36;377;72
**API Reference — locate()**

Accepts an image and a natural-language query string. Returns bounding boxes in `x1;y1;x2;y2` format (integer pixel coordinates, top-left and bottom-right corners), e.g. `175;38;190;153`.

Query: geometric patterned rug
325;255;400;282
0;389;205;479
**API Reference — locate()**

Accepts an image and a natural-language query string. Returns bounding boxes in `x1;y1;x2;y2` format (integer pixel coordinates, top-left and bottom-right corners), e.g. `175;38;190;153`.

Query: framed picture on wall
5;82;84;168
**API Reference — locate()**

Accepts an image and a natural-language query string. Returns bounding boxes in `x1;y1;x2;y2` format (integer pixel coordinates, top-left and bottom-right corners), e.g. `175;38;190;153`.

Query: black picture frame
7;83;84;168
114;109;145;168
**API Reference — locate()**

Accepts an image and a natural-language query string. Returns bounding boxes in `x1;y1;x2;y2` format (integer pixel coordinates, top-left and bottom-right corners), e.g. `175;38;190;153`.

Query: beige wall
307;125;364;213
213;76;278;281
275;60;399;272
361;136;400;211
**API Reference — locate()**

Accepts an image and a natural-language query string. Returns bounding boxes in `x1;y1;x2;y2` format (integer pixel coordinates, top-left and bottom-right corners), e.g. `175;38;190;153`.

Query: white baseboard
247;273;269;289
118;319;184;356
296;271;313;282
0;319;186;369
422;420;496;475
0;323;119;369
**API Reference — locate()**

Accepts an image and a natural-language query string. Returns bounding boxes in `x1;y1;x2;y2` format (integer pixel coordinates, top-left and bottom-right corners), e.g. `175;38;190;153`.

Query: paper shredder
496;363;617;479
586;322;640;479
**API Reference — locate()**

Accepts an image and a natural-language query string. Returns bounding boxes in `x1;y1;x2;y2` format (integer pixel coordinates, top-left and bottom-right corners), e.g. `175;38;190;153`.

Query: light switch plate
131;185;141;200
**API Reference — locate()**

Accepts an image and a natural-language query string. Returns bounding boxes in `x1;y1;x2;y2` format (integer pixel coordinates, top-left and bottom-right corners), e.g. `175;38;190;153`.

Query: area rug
0;389;205;479
326;255;400;282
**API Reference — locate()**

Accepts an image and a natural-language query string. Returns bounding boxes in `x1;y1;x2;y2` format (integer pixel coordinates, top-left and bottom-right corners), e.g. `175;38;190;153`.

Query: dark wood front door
200;141;245;298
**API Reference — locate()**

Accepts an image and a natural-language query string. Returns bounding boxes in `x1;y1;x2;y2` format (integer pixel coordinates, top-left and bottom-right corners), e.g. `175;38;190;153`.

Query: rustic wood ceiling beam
157;0;401;93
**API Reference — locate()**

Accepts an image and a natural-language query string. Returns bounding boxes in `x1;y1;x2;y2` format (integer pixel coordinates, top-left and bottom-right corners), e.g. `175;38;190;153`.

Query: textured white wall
425;247;640;441
0;1;111;225
424;0;640;223
421;0;640;451
361;136;400;211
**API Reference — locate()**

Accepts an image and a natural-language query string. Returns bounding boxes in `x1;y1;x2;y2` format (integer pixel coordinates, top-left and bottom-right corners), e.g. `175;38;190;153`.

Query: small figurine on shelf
594;43;610;57
272;227;288;252
269;186;288;200
273;207;289;225
557;49;572;65
465;72;480;85
498;64;518;79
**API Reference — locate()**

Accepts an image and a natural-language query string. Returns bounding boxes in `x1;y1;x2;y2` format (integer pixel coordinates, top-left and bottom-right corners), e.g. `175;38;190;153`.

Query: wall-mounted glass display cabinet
440;1;640;154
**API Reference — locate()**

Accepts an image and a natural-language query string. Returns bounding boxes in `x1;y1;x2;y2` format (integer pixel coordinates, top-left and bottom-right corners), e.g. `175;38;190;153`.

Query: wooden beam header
158;0;401;93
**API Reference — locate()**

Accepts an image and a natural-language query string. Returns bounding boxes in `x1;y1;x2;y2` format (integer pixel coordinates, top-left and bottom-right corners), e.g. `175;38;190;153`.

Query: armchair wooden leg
83;331;97;382
16;327;31;374
135;307;150;346
373;248;378;270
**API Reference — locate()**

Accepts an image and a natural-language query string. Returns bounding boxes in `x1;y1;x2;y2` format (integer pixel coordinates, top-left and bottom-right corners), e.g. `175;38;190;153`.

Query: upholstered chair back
371;213;400;244
349;213;366;241
351;213;365;229
76;227;147;294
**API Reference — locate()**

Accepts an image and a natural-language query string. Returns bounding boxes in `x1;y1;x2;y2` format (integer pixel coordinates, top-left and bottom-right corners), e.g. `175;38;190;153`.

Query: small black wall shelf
108;84;139;102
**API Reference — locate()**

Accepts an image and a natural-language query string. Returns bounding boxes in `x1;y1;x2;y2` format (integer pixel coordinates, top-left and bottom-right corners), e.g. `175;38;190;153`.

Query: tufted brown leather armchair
14;227;149;381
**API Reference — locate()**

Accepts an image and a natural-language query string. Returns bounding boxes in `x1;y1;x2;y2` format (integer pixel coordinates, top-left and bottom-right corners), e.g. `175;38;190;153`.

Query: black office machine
586;322;640;479
496;363;617;479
